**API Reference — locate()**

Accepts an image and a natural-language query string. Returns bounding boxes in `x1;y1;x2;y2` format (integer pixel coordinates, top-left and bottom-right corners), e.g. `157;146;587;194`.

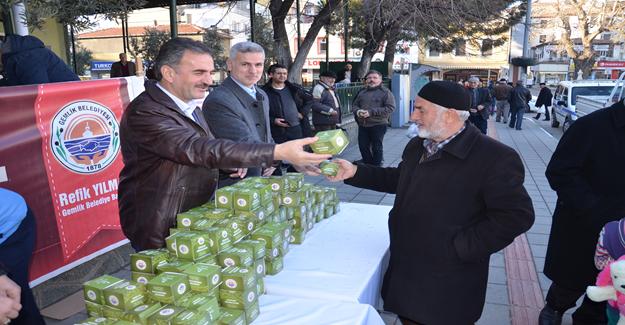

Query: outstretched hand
274;137;331;167
326;158;357;182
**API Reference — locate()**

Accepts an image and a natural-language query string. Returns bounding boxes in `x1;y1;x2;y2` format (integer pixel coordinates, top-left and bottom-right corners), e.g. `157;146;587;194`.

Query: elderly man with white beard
327;80;535;325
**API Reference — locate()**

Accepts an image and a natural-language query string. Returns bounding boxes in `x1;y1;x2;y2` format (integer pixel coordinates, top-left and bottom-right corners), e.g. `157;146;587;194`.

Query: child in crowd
594;218;625;324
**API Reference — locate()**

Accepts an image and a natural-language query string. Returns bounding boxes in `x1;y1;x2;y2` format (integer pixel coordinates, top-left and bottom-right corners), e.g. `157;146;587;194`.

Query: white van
551;80;616;131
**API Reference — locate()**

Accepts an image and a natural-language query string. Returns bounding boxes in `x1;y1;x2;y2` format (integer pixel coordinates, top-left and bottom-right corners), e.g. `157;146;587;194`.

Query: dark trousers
468;115;488;134
0;208;45;325
545;282;607;323
314;124;337;132
272;125;303;144
358;124;387;166
535;105;551;120
509;107;525;130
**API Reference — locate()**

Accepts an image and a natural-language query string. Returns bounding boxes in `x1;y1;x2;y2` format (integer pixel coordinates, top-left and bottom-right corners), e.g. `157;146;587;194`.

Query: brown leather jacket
118;80;275;249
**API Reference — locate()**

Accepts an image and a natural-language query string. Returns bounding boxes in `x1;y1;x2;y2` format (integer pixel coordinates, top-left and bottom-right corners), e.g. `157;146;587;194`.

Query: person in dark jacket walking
493;78;513;123
118;38;330;250
508;80;532;130
466;76;492;134
0;34;79;86
538;99;625;325
352;70;395;166
328;81;534;325
261;63;314;143
533;83;553;121
311;71;341;131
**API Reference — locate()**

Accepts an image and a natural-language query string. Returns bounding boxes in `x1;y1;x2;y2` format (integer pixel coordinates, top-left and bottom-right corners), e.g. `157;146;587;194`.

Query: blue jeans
509;108;525;130
358;124;387;166
0;208;45;325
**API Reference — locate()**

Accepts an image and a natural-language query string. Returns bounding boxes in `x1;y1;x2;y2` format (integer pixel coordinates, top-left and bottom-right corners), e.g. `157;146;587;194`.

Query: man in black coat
508;81;532;130
328;81;535;325
533;83;553;121
1;34;79;86
466;76;492;134
539;100;625;325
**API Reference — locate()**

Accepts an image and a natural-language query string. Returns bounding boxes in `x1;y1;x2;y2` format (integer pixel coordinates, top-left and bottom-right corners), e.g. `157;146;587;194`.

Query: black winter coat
508;85;532;111
261;80;314;138
543;101;625;290
535;87;553;108
346;123;534;324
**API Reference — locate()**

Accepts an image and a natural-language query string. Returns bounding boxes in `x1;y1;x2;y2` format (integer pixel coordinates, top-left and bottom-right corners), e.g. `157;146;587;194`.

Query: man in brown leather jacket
118;38;330;250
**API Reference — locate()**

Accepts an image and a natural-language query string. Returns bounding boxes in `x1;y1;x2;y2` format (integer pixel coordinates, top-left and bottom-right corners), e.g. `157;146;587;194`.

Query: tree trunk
269;0;294;67
288;0;344;83
356;42;379;80
573;58;595;79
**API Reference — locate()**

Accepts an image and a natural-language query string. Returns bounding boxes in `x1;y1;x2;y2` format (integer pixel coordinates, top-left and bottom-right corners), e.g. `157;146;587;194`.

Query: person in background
327;80;534;325
466;76;492;134
594;218;625;325
204;41;276;181
110;53;136;78
0;34;79;86
534;82;553;121
0;188;45;325
338;63;353;83
352;70;395;166
493;78;513;124
539;98;625;325
508;80;532;130
311;70;342;132
118;38;330;250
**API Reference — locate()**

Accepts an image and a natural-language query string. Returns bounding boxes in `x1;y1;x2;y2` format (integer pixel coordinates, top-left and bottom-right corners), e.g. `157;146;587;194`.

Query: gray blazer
203;76;273;178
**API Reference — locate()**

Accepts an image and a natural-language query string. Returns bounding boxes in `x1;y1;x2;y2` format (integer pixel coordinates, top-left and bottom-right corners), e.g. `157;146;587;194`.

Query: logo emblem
51;101;120;174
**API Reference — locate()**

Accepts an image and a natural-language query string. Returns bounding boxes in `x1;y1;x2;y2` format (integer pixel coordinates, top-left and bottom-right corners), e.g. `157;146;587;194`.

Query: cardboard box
147;306;184;325
195;254;217;265
84;275;124;305
235;239;266;260
164;233;181;258
281;191;301;207
215;187;238;209
104;281;146;311
191;218;219;232
147;272;190;304
231;216;256;236
249;183;273;206
249;227;282;252
182;263;221;293
256;277;265;296
202;208;233;220
217;308;246;325
102;305;125;320
179;294;220;321
267;177;286;193
219;288;257;309
253;258;266;278
284;172;304;192
244;301;260;324
156;260;193;274
265;256;284;275
310;129;349;155
76;317;114;325
171;309;212;325
175;211;204;229
131;250;169;273
232;188;261;211
204;227;233;254
85;301;103;318
220;266;256;291
319;160;339;176
290;228;306;244
121;302;161;325
218;247;254;268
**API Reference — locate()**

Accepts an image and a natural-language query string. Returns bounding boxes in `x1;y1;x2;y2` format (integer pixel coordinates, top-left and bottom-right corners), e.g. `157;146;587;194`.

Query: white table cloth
265;203;391;307
254;294;385;325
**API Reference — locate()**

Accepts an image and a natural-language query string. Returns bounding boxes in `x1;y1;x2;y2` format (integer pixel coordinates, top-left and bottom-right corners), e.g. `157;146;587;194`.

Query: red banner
0;78;131;283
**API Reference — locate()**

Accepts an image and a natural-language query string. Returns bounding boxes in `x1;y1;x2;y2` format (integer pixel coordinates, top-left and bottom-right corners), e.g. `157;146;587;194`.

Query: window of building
454;39;466;56
481;39;493;56
540;20;547;29
539;35;547;43
602;33;611;41
428;39;442;57
317;37;327;55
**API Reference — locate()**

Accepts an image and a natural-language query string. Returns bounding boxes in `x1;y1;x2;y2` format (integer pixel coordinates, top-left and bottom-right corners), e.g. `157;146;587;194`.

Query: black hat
320;70;337;79
417;80;471;111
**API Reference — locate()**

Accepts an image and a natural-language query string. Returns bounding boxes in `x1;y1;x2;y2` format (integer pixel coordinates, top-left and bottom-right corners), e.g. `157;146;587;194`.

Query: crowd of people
2;34;624;325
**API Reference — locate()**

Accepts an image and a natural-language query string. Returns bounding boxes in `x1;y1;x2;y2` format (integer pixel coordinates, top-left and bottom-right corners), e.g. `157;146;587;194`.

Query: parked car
551;79;617;132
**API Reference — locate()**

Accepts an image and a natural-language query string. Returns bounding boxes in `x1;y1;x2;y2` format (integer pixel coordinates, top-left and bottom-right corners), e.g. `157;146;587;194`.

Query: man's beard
417;113;445;140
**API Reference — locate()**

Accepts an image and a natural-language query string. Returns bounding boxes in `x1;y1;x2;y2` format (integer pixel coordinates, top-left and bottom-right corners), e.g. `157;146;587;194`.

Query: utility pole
296;0;301;49
521;0;532;82
169;0;178;37
343;2;349;62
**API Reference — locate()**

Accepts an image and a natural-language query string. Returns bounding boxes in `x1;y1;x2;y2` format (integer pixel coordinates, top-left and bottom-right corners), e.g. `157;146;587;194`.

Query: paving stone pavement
45;114;574;325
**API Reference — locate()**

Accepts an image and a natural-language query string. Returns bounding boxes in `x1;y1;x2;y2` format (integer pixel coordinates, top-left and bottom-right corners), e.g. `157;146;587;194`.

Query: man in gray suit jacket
203;41;275;181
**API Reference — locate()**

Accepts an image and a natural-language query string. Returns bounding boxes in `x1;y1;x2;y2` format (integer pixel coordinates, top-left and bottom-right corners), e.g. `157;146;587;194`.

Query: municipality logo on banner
50;100;120;174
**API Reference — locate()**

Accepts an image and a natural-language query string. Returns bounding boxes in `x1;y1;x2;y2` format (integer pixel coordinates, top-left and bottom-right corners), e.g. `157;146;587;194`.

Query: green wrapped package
233;188;261;211
319;160;339;176
104;281;146;311
171;310;212;325
218;247;254;268
180;294;221;321
76;317;114;325
169;228;181;235
284;172;304;192
235;239;266;260
112;320;136;325
195;254;217;265
202;227;233;254
219;288;257;309
156;260;193;274
264;200;276;216
201;200;216;209
272;192;281;208
323;187;338;202
310;129;349;155
289;228;306;244
121;302;161;325
85;301;103;318
216;219;244;243
131;249;169;273
182;263;221;292
191;218;219;232
249;227;282;252
201;208;233;220
281;191;301;207
233;207;266;225
217;308;245;325
279;238;290;256
249;183;273;205
103;305;125;320
232;216;256;236
165;233;181;258
84;275;124;305
147;272;190;304
215;187;238;209
256;277;265;296
265;256;284;275
175;211;204;229
220;266;256;291
244;301;260;324
311;188;325;203
253;258;266;278
267;176;286;193
147;306;185;325
325;206;334;219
